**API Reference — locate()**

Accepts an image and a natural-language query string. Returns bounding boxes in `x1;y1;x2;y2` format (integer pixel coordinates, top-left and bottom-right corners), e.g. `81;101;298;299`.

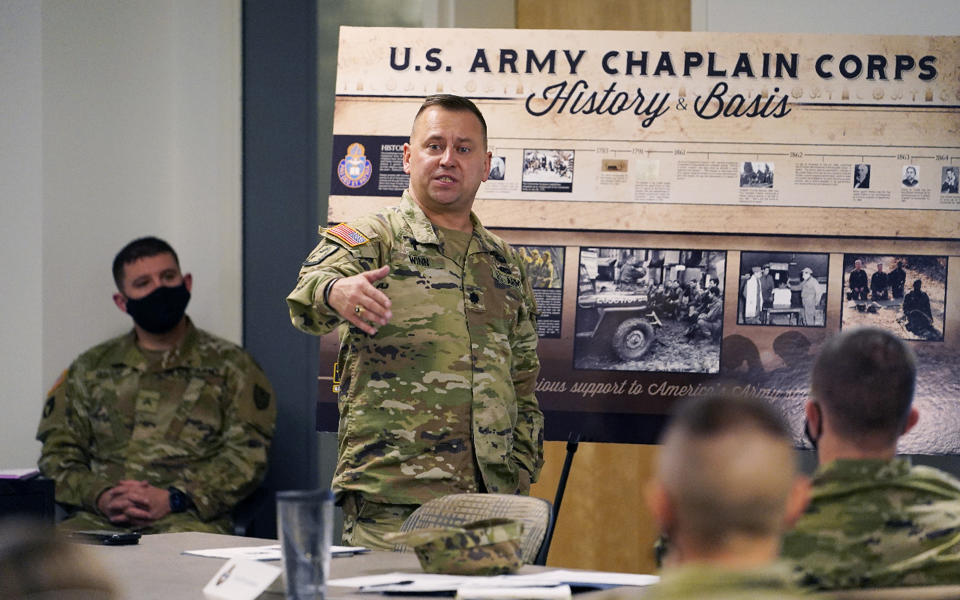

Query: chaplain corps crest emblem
338;142;373;188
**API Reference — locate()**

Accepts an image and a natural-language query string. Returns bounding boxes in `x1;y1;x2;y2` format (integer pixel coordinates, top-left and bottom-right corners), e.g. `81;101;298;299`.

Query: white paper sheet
328;569;659;593
184;544;369;561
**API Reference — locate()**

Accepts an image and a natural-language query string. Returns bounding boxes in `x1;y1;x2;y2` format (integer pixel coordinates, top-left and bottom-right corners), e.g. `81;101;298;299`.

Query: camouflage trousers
58;509;229;534
340;494;418;550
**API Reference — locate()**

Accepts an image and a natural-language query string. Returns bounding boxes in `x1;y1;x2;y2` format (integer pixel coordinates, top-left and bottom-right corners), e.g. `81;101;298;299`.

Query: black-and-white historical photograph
488;155;506;180
853;163;871;189
739;161;774;188
842;254;947;341
737;252;828;327
902;165;919;188
574;247;726;373
521;149;574;192
941;166;959;194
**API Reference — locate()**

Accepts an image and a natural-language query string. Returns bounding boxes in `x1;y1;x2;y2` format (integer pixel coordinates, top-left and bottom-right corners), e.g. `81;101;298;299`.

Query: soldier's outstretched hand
327;265;393;335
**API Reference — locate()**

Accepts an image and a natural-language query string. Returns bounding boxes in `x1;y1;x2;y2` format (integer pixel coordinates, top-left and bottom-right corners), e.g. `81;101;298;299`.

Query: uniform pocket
164;373;226;450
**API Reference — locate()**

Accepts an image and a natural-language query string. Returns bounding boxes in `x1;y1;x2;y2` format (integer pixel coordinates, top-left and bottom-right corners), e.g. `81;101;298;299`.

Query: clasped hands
327;265;394;335
97;480;171;527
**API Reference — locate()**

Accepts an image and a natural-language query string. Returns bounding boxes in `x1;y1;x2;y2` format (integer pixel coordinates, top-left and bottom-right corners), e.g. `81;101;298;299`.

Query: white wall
692;0;960;35
1;0;241;469
1;1;44;469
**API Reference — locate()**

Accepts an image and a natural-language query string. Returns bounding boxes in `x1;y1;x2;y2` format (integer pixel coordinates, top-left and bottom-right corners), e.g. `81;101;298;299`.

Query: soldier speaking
287;95;544;549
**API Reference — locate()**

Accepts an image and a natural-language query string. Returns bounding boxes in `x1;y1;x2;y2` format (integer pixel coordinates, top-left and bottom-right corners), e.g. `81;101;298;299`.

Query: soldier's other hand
123;484;171;526
328;265;393;335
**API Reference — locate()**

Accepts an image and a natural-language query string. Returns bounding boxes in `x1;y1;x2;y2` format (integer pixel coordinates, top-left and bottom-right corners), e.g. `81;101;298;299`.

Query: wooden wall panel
516;0;690;31
530;442;662;572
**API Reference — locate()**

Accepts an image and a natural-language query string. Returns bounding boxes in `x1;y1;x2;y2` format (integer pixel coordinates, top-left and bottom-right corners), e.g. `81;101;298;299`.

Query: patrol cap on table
384;518;524;576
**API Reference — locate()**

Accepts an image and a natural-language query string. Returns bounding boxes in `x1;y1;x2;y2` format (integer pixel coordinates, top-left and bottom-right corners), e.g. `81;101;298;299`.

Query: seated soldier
901;279;934;337
601;393;811;600
663;280;683;320
782;327;960;589
36;237;276;534
686;286;723;342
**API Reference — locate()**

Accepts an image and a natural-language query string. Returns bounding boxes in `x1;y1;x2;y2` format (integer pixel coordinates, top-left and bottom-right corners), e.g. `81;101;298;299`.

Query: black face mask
124;283;190;334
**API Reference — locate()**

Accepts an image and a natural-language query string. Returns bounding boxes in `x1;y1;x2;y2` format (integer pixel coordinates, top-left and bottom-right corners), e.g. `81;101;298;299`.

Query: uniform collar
399;191;502;256
105;317;199;370
658;561;799;593
814;457;911;484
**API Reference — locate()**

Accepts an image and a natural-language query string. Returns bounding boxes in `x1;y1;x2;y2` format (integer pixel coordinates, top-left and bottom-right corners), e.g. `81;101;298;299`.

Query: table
763;307;804;326
77;532;960;600
81;531;549;599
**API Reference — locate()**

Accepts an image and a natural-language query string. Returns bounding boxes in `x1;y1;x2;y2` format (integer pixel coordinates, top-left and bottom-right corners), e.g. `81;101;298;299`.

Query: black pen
359;580;414;590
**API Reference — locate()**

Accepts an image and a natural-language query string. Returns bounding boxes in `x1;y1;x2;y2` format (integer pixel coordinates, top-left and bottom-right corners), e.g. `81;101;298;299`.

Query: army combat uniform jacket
36;319;276;533
782;458;960;589
287;192;544;505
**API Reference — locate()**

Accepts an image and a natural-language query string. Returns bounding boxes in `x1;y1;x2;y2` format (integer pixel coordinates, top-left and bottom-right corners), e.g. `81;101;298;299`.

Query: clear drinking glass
276;488;334;600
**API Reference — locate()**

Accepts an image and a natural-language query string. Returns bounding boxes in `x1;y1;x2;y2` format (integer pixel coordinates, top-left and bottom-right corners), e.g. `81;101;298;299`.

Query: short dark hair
812;327;916;441
667;392;790;443
112;236;179;290
413;94;487;148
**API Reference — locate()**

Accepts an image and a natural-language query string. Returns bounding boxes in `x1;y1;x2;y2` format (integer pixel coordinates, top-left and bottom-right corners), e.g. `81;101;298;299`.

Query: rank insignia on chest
326;223;368;247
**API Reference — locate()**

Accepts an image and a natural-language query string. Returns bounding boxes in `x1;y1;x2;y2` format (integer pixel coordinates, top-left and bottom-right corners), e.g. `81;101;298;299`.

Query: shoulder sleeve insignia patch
46;369;67;397
43;396;55;418
253;384;271;410
325;223;369;247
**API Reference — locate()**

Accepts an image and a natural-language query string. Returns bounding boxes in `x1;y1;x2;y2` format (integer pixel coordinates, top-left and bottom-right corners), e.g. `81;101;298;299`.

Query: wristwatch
168;487;191;513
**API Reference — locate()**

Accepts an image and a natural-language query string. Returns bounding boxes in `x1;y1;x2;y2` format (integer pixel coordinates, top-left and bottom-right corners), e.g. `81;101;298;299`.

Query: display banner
319;27;960;452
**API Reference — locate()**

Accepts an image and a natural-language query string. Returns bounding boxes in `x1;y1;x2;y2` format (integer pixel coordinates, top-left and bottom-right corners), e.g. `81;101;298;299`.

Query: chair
396;493;552;565
232;485;272;537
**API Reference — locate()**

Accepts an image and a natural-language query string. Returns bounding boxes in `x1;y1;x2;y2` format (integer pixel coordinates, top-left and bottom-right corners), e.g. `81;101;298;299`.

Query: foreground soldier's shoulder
911;464;960;490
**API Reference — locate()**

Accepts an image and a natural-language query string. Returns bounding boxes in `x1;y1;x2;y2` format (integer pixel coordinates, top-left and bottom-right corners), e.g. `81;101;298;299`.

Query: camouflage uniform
782;458;960;589
286;192;544;534
591;563;809;600
36;319;276;534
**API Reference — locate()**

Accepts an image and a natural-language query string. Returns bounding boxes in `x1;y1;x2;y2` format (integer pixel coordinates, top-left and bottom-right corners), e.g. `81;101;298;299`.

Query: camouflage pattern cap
385;518;524;575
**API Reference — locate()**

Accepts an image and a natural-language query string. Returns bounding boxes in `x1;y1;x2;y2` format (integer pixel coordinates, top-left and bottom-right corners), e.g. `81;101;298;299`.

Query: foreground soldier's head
648;393;809;568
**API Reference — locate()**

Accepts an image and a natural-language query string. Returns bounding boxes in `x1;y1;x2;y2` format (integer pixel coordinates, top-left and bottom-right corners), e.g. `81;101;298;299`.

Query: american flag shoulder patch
326;223;368;247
